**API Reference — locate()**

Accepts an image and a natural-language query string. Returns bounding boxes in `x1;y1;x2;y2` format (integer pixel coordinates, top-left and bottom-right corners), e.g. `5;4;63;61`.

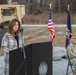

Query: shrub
22;12;76;24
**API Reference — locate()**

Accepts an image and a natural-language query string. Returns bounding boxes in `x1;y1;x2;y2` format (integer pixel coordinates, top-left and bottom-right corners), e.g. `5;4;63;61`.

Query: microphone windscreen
20;28;23;32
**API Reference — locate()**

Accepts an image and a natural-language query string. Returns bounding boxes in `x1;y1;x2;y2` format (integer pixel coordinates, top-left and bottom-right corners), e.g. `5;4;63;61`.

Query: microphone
20;28;26;59
20;28;23;32
20;28;23;38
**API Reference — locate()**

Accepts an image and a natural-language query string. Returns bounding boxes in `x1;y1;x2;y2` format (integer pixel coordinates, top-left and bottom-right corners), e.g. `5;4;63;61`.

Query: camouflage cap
74;34;76;39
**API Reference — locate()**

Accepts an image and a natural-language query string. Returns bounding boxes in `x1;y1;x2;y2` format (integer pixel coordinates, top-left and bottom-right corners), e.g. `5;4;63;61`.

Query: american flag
48;10;55;41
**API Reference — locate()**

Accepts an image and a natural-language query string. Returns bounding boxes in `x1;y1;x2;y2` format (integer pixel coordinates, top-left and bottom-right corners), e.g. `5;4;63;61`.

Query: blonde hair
8;19;20;36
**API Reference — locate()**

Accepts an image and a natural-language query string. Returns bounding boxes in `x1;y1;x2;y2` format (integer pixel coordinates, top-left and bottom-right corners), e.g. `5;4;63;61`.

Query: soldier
67;34;76;75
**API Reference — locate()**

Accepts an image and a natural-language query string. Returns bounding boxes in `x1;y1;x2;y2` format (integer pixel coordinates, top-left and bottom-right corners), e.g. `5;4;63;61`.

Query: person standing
1;19;25;75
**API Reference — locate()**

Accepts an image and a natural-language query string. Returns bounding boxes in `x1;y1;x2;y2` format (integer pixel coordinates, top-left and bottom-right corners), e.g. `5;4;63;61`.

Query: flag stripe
48;11;55;41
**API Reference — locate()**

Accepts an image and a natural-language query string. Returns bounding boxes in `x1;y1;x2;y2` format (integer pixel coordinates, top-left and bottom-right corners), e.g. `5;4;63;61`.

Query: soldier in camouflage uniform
67;34;76;75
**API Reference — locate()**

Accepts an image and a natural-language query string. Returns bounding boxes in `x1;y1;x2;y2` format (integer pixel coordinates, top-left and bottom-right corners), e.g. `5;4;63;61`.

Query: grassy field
0;26;76;56
24;26;76;47
22;13;76;24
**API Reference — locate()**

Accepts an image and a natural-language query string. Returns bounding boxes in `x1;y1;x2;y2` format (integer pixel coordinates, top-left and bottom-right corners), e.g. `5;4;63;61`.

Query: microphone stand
20;28;27;75
20;28;26;59
20;28;26;74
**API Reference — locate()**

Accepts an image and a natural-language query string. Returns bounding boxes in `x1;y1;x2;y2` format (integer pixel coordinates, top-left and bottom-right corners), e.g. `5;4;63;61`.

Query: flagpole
48;3;56;57
65;4;72;49
49;3;52;14
62;4;72;59
68;4;70;11
49;3;52;10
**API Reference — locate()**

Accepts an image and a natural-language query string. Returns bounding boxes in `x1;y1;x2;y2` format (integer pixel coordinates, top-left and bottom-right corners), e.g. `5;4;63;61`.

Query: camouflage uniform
67;43;76;74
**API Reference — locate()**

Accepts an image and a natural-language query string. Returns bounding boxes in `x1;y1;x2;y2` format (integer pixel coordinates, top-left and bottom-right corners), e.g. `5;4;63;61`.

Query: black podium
9;48;25;75
25;42;52;75
9;42;52;75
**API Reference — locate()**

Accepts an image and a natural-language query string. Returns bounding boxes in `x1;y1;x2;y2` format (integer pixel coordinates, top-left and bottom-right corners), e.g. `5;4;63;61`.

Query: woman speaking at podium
1;19;25;75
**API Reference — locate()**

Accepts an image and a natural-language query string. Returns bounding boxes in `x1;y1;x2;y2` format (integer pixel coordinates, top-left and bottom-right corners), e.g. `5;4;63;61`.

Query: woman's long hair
8;19;20;36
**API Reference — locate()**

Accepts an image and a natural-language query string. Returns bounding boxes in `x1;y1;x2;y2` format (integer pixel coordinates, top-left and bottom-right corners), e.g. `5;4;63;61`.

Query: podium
25;42;52;75
9;42;52;75
9;48;25;75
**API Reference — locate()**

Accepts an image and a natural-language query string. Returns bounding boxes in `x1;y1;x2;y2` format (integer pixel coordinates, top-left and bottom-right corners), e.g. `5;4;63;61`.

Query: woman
1;19;24;75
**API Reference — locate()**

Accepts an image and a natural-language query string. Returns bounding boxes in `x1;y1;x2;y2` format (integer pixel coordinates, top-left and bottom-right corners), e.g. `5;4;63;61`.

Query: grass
0;12;76;56
23;26;76;47
0;26;76;56
22;13;76;24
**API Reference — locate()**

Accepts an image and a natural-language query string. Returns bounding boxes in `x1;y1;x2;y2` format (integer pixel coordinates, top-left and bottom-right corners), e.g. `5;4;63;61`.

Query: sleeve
1;35;9;53
67;44;76;58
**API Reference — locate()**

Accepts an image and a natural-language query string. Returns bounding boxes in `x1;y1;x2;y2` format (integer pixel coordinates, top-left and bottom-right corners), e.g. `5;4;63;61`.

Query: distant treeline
0;0;76;14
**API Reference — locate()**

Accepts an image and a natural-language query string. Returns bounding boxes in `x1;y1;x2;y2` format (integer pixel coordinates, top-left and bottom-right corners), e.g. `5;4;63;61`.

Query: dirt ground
0;26;76;56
